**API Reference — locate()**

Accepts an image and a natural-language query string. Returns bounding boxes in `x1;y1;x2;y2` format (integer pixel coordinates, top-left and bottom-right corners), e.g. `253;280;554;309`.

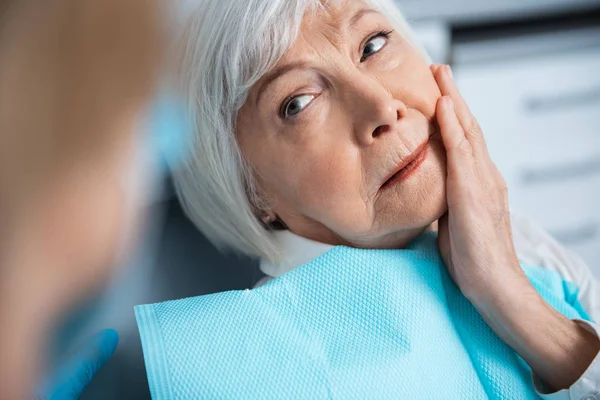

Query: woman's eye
361;34;388;61
282;94;314;118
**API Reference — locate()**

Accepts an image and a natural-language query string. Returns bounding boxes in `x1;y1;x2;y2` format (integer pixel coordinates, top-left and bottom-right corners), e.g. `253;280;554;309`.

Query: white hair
172;0;430;261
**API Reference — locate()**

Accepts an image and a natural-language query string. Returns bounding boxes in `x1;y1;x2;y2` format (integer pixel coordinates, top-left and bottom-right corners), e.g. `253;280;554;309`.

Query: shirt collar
259;230;334;278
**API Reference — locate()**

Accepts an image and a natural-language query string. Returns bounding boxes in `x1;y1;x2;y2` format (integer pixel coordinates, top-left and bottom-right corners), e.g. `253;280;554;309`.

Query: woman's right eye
281;94;315;119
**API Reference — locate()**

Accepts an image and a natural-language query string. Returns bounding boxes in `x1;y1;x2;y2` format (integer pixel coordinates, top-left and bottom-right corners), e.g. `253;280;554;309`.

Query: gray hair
172;0;429;261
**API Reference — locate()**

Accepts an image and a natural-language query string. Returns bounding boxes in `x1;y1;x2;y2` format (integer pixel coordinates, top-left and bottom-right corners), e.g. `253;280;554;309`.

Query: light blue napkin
135;232;590;399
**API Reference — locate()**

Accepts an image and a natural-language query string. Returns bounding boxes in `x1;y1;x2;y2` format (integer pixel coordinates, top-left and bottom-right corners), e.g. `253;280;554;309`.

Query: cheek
285;147;363;209
258;142;373;228
387;52;440;120
239;105;363;210
416;72;442;119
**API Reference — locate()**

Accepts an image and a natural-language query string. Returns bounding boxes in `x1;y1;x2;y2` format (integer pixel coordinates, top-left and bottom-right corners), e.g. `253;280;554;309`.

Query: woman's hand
431;64;600;391
430;64;527;304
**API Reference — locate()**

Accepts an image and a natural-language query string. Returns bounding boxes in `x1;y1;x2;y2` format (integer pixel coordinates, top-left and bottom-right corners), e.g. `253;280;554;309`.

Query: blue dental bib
135;233;590;399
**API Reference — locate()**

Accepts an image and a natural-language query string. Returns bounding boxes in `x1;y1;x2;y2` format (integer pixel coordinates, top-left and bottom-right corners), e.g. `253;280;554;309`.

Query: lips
380;139;430;190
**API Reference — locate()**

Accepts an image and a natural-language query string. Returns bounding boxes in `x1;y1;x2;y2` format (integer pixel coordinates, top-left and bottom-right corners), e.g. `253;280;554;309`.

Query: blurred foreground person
0;1;163;398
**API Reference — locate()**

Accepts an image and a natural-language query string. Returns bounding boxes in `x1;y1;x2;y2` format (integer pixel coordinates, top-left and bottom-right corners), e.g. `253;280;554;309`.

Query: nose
346;75;408;146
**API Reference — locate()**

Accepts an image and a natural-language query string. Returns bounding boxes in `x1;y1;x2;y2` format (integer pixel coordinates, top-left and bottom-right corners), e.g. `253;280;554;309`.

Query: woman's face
237;0;447;249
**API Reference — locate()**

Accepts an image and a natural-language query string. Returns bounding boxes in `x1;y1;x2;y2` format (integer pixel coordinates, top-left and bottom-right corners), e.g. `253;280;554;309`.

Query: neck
289;220;439;250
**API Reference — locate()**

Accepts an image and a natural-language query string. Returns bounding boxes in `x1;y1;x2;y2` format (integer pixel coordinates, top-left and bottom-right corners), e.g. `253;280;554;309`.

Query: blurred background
60;1;600;398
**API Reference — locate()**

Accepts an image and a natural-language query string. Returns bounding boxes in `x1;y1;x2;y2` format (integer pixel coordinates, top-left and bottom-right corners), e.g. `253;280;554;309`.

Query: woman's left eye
361;32;391;61
281;94;315;119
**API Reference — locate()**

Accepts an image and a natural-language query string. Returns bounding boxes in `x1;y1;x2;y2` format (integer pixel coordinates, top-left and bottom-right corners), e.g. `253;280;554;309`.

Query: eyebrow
255;61;310;105
349;8;378;28
255;8;378;105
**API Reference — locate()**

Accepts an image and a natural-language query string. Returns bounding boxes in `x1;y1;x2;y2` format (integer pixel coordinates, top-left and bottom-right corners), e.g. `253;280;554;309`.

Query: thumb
437;213;453;273
37;329;119;400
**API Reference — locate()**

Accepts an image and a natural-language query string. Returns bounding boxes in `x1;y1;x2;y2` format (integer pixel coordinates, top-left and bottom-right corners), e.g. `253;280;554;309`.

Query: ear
261;212;276;225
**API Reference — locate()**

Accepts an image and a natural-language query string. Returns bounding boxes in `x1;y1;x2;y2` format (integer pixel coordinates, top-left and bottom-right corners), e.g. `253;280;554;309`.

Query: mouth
380;138;430;191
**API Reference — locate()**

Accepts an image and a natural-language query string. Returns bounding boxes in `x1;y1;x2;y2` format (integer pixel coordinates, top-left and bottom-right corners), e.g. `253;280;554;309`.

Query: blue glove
36;329;119;400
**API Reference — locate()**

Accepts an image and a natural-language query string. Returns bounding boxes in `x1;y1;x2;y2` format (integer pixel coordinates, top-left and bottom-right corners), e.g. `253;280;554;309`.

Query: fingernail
446;65;454;79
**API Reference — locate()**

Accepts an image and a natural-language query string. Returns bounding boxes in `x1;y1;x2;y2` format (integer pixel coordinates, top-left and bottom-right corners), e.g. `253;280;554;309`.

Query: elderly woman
168;0;600;397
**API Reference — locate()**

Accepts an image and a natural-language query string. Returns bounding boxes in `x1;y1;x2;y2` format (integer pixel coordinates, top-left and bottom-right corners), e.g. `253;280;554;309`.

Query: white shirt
258;214;600;400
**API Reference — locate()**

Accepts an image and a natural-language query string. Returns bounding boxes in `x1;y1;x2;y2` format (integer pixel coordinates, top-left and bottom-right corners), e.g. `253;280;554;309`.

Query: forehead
280;0;381;63
303;0;372;33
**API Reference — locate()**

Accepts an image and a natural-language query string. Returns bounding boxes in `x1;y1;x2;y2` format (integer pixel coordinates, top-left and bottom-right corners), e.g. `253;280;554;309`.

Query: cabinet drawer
515;180;600;276
514;169;599;220
454;46;600;191
454;47;600;143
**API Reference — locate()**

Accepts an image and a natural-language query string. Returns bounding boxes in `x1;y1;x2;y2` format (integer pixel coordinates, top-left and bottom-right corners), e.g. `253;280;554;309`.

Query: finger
433;65;488;156
430;63;443;76
70;329;119;394
437;213;452;270
37;329;119;399
436;95;474;165
433;65;473;131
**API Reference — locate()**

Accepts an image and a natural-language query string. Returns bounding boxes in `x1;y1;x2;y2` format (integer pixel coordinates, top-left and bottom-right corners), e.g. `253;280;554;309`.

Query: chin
411;156;448;228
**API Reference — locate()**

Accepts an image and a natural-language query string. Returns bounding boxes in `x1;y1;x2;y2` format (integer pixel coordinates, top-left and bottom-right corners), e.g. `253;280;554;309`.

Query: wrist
508;302;598;390
474;282;600;391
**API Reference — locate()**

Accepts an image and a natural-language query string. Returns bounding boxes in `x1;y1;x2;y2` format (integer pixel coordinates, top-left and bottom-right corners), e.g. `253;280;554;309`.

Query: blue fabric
147;92;190;171
135;232;591;399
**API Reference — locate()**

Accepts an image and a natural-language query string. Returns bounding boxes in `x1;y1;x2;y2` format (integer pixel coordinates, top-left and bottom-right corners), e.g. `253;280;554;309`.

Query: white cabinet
453;33;600;276
398;0;600;22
